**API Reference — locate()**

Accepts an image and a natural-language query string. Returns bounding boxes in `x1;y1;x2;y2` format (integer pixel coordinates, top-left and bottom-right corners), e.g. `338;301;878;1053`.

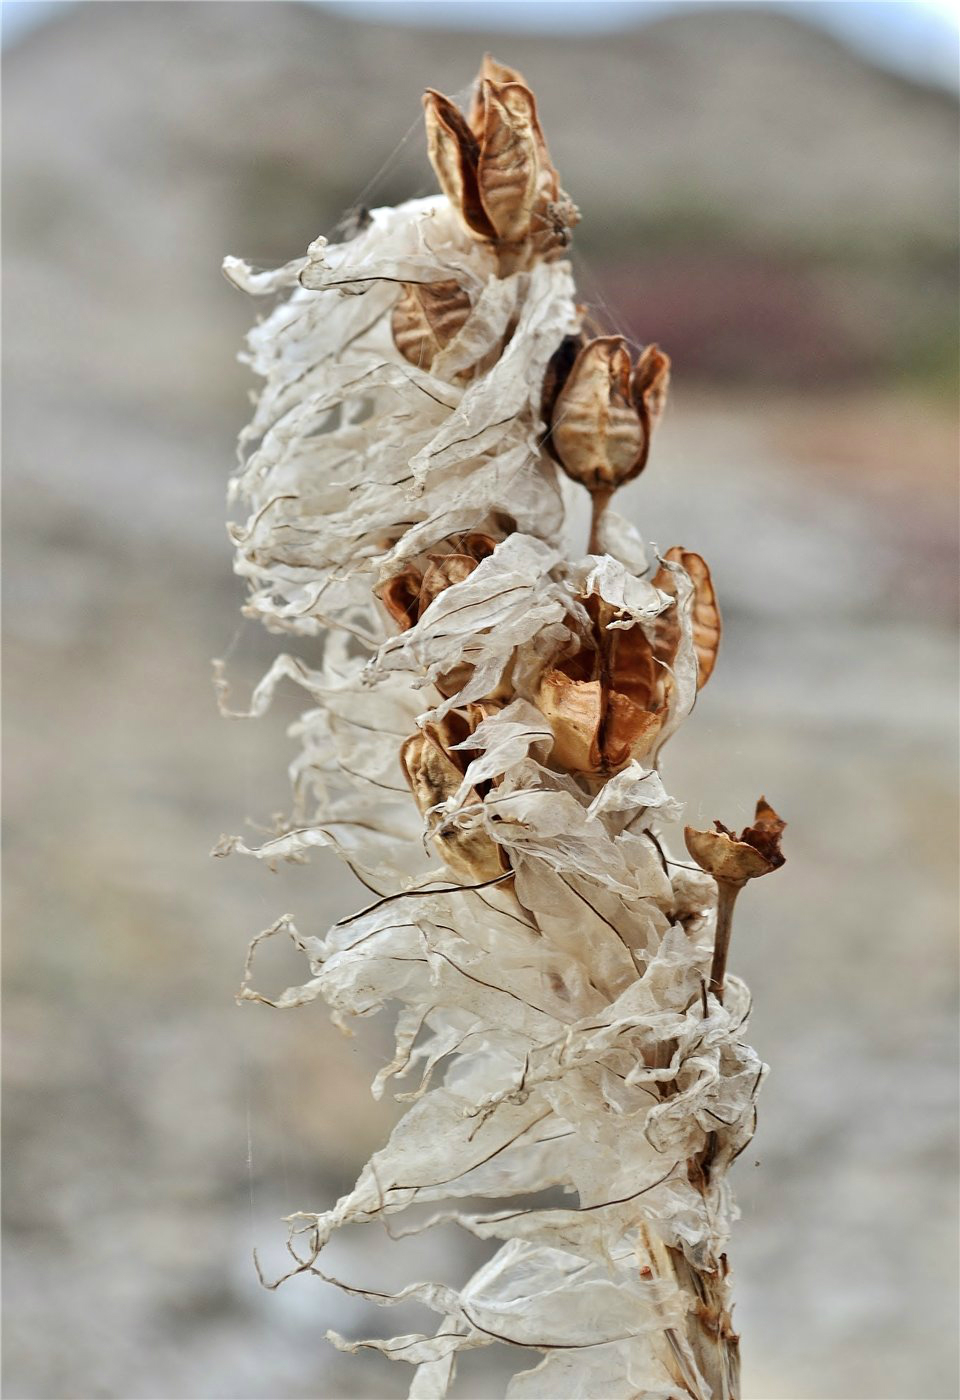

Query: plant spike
220;55;784;1400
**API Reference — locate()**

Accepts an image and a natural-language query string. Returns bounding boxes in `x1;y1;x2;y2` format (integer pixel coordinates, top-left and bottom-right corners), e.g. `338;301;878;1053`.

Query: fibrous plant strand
219;54;785;1400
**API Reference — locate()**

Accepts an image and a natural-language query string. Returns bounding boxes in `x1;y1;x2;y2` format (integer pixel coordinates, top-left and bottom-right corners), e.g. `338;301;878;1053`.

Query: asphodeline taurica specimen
218;55;785;1400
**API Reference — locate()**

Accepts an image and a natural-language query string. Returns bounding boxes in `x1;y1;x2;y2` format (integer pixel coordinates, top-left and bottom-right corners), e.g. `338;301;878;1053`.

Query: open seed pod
685;797;786;887
379;532;509;699
537;596;668;774
400;710;509;883
653;547;721;690
379;532;498;634
538;549;719;774
546;336;671;494
423;54;579;268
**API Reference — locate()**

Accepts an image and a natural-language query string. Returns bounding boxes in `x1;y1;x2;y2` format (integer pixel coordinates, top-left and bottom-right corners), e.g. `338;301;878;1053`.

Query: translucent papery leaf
408;1319;470;1399
512;857;667;1001
429;274;518;381
592;507;649;575
299;198;495;295
407;260;579;488
572;554;671;627
370;535;579;704
482;764;674;904
446;699;555;807
586;761;684;825
508;1343;688;1400
461;1239;687;1348
222;253;309;295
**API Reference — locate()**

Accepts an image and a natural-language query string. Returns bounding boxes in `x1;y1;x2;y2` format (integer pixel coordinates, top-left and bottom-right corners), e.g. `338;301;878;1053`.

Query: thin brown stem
709;880;742;1004
588;485;614;553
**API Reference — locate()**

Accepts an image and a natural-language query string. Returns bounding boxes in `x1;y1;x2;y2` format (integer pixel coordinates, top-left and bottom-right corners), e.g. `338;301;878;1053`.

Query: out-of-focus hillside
3;4;958;1399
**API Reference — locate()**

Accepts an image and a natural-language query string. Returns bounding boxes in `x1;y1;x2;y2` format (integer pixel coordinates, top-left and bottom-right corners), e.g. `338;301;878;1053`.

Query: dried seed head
423;56;578;268
684;798;786;887
400;716;509;883
549;337;670;495
391;279;473;370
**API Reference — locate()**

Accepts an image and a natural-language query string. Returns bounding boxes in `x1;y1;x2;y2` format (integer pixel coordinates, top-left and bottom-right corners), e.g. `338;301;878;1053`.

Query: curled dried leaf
684;797;786;887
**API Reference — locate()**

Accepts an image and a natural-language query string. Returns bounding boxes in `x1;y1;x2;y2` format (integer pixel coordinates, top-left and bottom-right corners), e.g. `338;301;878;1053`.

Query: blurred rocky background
3;3;957;1397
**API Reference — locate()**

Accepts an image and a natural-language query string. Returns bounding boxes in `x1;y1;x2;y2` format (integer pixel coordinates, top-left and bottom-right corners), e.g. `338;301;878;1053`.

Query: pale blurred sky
2;0;959;91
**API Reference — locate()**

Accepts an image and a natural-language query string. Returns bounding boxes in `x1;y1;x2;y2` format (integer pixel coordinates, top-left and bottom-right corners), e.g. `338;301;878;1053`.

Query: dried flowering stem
219;55;784;1400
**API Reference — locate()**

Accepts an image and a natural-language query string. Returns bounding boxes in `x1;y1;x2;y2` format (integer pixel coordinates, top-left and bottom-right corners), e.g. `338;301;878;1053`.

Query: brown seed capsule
400;715;509;883
422;56;578;268
633;343;671;437
684;799;786;888
653;548;722;690
548;337;671;496
379;533;497;635
474;80;541;244
423;89;491;240
391;280;473;370
536;595;669;775
380;570;422;633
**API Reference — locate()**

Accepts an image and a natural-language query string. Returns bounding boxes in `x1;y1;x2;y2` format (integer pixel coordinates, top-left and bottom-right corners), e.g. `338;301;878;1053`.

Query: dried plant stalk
219;56;784;1400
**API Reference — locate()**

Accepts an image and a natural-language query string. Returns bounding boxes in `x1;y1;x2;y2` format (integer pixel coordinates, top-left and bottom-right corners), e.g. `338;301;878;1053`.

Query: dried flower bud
391;279;473;371
400;714;509;883
684;797;786;887
548;337;671;494
423;56;578;267
654;547;721;690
